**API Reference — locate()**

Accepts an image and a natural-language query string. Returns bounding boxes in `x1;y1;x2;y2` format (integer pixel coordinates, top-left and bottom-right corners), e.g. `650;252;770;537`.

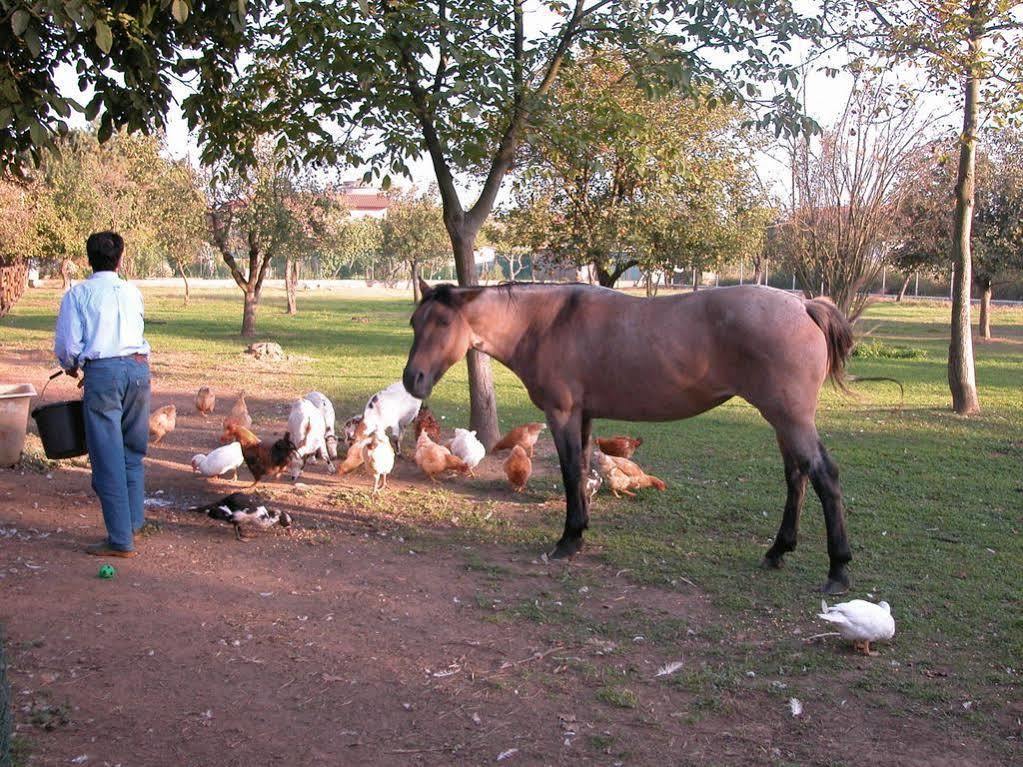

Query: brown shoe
86;542;137;558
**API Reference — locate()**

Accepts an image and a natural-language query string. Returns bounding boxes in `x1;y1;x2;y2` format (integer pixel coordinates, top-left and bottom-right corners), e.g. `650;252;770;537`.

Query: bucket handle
38;369;82;405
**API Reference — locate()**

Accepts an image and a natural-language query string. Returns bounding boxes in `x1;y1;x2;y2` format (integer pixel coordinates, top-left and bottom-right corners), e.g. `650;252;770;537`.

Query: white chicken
449;428;486;476
191;441;245;480
817;599;895;656
362;432;395;493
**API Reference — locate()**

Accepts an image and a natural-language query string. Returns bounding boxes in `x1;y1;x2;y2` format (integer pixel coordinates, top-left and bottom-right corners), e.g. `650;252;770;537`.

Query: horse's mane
428;280;588;308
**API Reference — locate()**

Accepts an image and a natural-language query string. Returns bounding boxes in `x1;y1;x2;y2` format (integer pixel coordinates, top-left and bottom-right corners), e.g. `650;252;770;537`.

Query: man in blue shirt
54;232;151;557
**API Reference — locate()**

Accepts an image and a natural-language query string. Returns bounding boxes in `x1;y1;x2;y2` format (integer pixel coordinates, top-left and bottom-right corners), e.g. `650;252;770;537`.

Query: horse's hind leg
810;441;852;595
769;422;852;595
547;408;588;559
762;442;807;569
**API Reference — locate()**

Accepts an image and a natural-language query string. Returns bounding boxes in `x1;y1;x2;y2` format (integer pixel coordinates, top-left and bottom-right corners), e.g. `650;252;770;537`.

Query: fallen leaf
497;748;519;761
789;698;803;717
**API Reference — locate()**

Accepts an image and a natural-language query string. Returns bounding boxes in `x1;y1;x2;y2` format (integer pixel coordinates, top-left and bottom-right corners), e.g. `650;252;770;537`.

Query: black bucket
31;372;88;460
32;401;87;459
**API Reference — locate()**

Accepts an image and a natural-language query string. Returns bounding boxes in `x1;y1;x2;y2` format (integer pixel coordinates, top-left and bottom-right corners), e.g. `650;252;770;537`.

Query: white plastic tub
0;383;37;467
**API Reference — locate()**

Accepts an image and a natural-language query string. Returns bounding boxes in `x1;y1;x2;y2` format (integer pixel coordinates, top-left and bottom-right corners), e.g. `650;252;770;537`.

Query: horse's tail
804;297;854;393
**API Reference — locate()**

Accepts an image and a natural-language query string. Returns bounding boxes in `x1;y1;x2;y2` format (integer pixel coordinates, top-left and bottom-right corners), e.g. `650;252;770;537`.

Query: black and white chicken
189;492;293;541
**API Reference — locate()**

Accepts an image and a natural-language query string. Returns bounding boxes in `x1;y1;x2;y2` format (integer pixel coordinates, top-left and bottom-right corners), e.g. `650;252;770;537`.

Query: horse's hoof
761;554;785;570
549;537;583;560
820;577;850;596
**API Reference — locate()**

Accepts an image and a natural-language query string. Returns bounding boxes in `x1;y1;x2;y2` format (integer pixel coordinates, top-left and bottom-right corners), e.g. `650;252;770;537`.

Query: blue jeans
82;357;151;551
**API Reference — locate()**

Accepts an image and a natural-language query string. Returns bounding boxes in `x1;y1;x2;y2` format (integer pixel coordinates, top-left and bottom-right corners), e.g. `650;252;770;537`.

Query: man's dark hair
86;231;124;272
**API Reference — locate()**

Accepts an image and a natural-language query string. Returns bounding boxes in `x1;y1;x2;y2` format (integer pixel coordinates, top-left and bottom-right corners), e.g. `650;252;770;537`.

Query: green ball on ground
98;564;116;579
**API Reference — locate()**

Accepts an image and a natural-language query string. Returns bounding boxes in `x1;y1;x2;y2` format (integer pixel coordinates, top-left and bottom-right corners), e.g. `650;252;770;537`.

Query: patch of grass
587;733;616;752
852;340;928;359
10;735;32;767
462;551;510;578
596;685;638;709
25;700;70;731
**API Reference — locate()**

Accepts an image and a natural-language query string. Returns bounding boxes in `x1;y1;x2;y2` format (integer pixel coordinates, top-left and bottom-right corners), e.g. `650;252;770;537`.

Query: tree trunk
978;276;992;339
896;274;912;302
241;289;259;337
450;230;500;449
948;23;982;415
691;268;699;292
285;258;298;315
595;265;617;288
411;260;421;303
178;262;190;306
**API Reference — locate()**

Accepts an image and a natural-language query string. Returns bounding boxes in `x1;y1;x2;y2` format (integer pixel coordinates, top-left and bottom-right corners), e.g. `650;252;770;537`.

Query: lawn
2;282;1021;760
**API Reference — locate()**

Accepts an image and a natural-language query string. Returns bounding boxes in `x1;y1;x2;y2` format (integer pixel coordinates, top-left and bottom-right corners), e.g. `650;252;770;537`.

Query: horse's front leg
547;407;587;559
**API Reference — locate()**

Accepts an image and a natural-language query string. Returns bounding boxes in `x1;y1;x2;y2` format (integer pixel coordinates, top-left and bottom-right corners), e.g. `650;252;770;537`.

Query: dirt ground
0;349;1010;766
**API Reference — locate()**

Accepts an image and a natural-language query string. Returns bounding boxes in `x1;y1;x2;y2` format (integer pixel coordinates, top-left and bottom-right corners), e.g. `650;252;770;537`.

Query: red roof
338;192;390;212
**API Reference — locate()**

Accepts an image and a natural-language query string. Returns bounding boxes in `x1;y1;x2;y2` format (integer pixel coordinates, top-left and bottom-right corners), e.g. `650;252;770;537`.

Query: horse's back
546;285;830;422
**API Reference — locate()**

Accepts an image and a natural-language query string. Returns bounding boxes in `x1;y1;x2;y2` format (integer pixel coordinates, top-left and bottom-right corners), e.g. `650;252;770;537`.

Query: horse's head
403;278;476;399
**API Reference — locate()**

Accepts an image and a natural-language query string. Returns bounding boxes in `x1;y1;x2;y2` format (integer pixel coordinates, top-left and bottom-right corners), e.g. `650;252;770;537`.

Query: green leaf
23;27;41;58
172;0;189;24
94;20;112;54
11;9;29;37
28;119;46;147
85;96;102;121
381;174;392;191
97;113;113;143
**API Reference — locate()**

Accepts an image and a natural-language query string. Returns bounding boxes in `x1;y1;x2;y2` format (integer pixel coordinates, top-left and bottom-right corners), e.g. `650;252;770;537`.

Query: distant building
337;181;390;219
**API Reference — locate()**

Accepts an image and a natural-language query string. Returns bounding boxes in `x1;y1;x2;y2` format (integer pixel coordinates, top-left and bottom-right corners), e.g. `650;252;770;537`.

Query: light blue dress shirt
54;271;151;370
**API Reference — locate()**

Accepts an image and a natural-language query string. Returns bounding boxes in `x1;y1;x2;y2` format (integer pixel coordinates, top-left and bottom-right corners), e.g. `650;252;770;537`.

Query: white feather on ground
654;661;684;677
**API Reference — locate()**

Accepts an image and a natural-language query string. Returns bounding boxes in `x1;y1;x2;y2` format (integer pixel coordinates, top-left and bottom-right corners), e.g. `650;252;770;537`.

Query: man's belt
84;353;149;365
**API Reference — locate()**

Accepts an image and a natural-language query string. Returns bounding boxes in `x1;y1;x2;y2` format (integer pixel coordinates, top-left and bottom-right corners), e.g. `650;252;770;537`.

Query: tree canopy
1;0;253;175
507;54;766;287
379;189;449;301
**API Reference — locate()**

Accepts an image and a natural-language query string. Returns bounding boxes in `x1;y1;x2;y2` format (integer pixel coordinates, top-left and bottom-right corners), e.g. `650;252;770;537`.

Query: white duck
817;599;895;656
191;441;245;480
449;428;486;476
362;432;395;493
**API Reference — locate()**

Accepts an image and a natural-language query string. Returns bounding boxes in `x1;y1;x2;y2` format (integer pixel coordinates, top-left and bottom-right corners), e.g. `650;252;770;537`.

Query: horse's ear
418;277;434;301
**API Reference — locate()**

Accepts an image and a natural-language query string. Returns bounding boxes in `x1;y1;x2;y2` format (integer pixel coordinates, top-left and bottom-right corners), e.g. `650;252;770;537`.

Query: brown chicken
503;444;532;493
195;386;216;417
220;422;260;447
414;431;468;482
148;404;177;444
336;433;370;476
492;422;546;457
413;404;441;443
241;432;296;486
594;449;666;497
221;390;253;439
596;435;643;459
